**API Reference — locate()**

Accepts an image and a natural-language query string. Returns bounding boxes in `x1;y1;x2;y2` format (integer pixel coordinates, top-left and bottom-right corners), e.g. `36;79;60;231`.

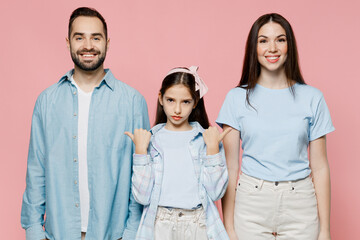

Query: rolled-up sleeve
132;154;154;205
201;144;228;201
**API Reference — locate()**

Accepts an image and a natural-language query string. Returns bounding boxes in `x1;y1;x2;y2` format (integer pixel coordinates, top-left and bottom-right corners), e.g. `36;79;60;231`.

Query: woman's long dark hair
239;13;306;106
155;69;210;129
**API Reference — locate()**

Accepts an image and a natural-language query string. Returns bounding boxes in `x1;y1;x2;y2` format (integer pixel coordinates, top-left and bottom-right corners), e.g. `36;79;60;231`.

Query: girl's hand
125;129;151;154
203;126;232;155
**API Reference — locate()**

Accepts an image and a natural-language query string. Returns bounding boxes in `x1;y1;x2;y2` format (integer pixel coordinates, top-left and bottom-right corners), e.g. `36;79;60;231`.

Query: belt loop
254;178;264;190
193;209;200;223
195;207;204;223
160;207;165;220
289;181;295;192
161;207;169;220
258;179;264;190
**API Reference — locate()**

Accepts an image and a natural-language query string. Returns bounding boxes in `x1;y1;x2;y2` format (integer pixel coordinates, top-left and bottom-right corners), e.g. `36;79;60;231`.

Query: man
21;7;150;240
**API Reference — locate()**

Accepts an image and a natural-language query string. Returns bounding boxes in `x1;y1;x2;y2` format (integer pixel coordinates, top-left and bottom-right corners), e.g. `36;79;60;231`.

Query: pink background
1;0;359;239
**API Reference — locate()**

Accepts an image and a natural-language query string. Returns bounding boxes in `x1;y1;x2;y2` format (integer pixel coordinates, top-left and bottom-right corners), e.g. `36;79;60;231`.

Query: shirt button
73;113;77;116
75;203;79;207
73;135;77;139
74;180;78;185
73;91;77;95
74;158;77;162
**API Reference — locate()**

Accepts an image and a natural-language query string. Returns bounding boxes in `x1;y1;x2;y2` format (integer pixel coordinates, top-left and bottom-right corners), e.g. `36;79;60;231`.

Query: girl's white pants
154;206;208;240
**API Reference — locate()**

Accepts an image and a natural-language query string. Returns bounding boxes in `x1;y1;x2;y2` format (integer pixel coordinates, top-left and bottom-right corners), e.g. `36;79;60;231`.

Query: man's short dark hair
68;7;108;39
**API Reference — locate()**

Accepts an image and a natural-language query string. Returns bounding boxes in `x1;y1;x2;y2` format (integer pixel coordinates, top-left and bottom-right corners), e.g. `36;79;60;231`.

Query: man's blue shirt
21;69;150;240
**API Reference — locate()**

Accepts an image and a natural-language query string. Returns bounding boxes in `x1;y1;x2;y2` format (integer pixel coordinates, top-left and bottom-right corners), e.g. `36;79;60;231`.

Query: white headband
166;66;208;98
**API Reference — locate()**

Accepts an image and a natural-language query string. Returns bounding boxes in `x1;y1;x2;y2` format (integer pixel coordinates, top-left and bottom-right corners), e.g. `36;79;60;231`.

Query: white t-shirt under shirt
71;76;92;232
157;127;202;209
216;83;335;181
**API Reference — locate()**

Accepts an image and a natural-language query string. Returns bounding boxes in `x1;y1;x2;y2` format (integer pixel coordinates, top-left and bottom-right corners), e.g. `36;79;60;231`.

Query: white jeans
234;173;319;240
154;206;208;240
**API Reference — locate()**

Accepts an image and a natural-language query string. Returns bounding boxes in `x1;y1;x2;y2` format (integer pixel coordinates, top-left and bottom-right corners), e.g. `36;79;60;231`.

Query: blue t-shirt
216;83;335;181
157;127;201;209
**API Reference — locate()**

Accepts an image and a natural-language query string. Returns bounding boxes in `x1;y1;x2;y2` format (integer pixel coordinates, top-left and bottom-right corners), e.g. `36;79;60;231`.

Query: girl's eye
167;99;174;103
183;100;192;104
259;39;267;44
278;38;286;42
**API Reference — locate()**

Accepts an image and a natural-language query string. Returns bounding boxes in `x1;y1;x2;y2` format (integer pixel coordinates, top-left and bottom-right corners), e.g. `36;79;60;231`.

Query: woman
217;13;334;240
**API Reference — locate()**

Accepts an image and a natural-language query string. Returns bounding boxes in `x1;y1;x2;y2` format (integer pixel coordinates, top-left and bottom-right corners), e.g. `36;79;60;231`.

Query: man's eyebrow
91;33;104;37
72;32;84;37
72;32;104;37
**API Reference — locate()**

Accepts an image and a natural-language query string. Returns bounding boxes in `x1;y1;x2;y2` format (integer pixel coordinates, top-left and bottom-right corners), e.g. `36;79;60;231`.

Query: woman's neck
257;68;290;89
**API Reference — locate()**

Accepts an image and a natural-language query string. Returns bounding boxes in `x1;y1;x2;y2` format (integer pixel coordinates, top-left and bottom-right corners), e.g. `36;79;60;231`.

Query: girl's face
257;22;288;73
159;84;196;131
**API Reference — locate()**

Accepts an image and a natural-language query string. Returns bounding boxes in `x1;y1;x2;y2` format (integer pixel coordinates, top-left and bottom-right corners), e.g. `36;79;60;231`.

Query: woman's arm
309;136;331;240
221;125;240;240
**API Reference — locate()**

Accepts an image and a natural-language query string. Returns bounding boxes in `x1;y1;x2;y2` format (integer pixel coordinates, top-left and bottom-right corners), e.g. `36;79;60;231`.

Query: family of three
21;7;334;240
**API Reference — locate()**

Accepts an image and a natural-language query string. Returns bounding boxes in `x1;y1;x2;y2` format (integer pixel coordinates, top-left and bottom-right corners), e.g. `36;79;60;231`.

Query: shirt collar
58;69;115;91
150;121;204;138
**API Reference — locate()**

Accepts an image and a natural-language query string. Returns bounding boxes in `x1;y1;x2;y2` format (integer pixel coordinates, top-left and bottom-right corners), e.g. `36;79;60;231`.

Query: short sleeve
216;89;241;131
309;93;335;141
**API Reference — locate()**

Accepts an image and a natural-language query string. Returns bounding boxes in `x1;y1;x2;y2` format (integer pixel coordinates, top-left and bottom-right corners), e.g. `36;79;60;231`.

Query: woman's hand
318;230;331;240
309;136;331;240
227;229;239;240
125;129;151;154
203;126;232;155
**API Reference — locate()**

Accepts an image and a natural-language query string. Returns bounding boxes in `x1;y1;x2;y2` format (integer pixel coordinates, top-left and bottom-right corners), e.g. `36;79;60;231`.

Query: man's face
67;16;109;71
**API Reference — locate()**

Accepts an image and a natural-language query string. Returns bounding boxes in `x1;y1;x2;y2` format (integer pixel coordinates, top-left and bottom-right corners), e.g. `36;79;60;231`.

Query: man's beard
71;48;106;71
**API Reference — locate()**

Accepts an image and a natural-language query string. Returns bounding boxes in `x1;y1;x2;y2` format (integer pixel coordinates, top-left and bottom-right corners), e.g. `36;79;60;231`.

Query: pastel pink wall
1;0;358;239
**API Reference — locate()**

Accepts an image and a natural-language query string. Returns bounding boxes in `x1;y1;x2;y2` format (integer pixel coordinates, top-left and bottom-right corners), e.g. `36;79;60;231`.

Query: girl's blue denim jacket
132;122;229;240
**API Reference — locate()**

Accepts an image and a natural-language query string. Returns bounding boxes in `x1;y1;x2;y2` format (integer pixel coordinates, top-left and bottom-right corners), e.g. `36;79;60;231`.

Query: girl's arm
125;129;153;205
202;127;231;201
132;154;154;205
309;136;331;240
221;125;240;240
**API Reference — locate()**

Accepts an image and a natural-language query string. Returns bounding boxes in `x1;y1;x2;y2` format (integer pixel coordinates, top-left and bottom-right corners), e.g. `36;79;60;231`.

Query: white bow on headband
166;66;209;98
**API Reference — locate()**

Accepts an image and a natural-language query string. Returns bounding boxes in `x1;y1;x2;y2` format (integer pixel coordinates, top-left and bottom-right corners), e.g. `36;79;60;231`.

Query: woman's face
257;22;288;73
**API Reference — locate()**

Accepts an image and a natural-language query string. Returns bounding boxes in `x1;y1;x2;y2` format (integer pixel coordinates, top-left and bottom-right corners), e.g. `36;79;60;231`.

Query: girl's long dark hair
239;13;306;106
155;69;210;129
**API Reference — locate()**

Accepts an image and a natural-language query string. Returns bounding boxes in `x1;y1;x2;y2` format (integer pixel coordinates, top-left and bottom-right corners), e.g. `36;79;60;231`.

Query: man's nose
83;38;93;50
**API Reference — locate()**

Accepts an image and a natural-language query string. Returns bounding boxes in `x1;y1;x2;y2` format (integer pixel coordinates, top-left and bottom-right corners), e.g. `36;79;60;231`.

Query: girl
125;66;231;240
217;14;334;240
